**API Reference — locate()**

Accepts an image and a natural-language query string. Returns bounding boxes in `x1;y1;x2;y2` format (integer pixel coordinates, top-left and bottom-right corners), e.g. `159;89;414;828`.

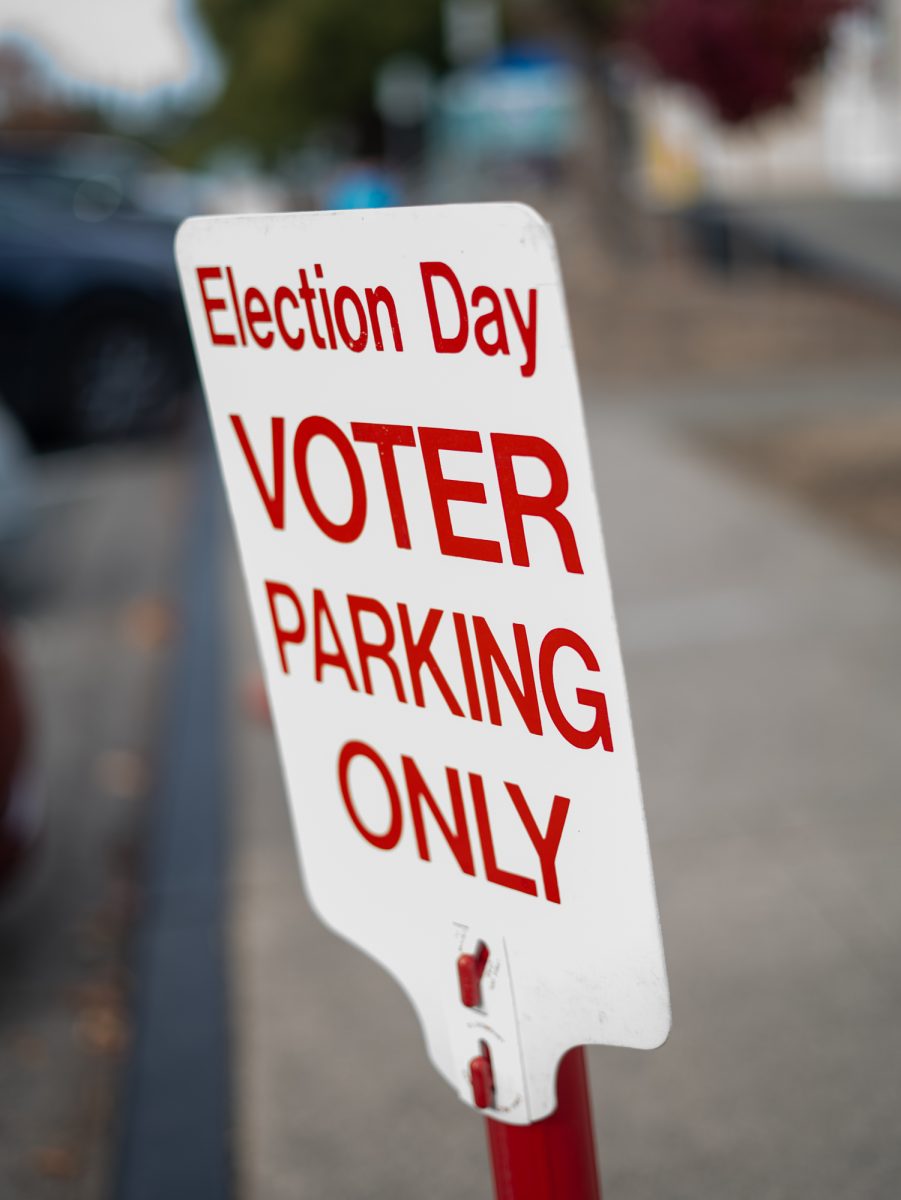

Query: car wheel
57;309;188;444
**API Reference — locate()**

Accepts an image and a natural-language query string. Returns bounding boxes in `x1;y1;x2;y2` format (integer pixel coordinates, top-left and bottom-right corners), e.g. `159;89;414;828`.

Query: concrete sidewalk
226;389;901;1199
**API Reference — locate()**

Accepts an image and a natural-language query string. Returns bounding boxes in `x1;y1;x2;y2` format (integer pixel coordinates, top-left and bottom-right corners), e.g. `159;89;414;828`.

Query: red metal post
484;1047;601;1200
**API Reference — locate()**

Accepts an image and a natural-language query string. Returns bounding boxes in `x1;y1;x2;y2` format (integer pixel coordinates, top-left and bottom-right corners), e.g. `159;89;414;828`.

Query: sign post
486;1047;600;1199
176;202;668;1195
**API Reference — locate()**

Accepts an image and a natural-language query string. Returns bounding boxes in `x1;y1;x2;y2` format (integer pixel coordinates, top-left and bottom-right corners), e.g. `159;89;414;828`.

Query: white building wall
637;3;901;202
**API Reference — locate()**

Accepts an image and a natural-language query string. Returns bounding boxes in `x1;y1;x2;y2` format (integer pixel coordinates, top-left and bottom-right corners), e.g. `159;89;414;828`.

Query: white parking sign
176;203;669;1124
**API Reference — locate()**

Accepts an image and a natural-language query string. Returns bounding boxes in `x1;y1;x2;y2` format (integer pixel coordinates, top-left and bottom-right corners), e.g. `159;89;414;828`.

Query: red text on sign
231;414;584;575
264;581;613;753
337;740;571;903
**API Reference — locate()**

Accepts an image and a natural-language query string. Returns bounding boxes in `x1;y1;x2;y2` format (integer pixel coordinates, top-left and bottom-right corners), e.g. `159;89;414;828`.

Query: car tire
53;305;190;444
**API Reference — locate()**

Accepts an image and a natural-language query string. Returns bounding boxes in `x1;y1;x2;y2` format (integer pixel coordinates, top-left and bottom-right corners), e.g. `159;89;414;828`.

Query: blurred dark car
0;400;33;590
0;404;41;896
0;141;195;447
0;620;37;895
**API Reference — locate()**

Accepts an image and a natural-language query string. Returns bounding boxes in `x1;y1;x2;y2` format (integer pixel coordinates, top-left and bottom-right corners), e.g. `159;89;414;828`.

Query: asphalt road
0;440;188;1199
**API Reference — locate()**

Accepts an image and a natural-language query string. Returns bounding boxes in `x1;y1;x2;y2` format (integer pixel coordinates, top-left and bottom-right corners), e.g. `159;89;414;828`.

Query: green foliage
184;0;444;162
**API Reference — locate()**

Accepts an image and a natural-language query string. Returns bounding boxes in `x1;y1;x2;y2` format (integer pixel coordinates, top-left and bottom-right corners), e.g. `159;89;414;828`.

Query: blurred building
428;43;585;196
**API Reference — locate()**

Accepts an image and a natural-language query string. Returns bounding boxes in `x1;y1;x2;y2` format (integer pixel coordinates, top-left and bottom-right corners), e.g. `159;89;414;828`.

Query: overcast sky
0;0;220;112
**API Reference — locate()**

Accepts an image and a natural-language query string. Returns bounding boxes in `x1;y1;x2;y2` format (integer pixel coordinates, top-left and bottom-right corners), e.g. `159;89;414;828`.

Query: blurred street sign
374;54;435;127
442;0;500;66
175;204;669;1125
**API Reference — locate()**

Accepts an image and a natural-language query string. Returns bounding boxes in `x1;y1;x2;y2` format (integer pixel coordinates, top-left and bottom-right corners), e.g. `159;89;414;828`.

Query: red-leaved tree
627;0;864;123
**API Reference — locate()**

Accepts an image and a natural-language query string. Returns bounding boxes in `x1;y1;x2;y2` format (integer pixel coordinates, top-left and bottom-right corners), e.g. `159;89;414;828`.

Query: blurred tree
540;0;863;250
181;0;444;162
628;0;864;124
558;0;866;124
556;0;628;40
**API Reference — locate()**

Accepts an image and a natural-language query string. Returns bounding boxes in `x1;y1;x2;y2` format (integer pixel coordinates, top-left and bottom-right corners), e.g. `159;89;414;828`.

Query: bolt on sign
176;204;670;1125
